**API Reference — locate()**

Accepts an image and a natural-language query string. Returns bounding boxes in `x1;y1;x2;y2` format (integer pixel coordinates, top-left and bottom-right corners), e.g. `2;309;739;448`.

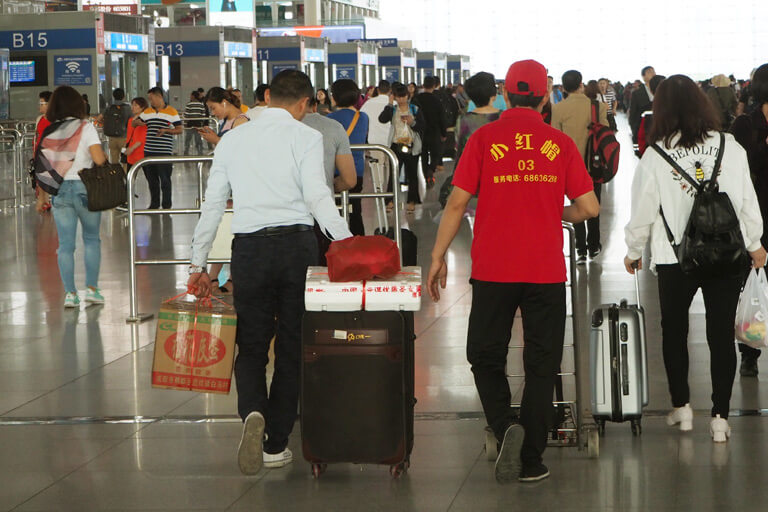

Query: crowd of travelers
30;59;768;484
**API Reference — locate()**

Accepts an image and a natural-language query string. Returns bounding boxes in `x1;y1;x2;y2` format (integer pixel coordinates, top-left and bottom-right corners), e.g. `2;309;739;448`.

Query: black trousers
388;144;421;204
143;162;173;209
467;280;566;466
574;181;602;254
349;176;365;236
231;230;318;454
656;264;742;418
420;131;442;179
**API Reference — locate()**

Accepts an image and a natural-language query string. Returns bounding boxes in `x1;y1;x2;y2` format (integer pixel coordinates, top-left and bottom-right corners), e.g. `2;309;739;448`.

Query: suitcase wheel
311;463;327;479
631;419;642;437
484;426;498;461
587;428;600;459
596;420;606;437
390;460;409;479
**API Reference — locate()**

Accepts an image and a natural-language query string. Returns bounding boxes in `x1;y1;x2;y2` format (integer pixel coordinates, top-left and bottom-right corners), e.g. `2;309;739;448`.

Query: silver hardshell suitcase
590;271;649;436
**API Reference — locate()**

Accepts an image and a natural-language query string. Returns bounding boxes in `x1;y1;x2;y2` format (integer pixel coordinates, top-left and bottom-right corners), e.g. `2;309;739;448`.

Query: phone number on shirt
493;173;558;184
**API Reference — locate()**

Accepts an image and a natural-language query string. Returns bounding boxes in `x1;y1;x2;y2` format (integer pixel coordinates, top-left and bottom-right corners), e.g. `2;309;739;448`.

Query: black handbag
77;163;127;211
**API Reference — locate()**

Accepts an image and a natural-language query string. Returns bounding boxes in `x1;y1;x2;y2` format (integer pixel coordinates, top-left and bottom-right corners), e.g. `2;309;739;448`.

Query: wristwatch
188;265;206;275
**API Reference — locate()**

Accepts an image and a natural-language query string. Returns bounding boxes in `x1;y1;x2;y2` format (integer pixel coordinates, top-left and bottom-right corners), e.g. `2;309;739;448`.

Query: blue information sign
53;55;92;86
105;32;147;53
0;28;95;50
335;65;356;81
223;42;252;58
384;68;400;83
257;47;300;62
155;41;220;58
304;48;325;63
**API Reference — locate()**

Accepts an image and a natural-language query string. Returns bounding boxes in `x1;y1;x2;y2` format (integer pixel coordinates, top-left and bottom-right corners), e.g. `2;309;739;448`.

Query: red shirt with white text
452;108;593;283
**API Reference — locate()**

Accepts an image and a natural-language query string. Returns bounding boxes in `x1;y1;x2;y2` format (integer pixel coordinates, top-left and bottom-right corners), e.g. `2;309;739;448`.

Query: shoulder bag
78;163;128;211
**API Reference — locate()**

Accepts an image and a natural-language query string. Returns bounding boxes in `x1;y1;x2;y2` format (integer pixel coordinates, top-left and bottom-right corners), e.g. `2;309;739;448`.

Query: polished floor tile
2;113;768;511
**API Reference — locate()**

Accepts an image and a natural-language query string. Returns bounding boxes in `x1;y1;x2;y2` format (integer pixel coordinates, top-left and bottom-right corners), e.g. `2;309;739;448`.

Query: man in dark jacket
629;66;656;148
731;62;768;377
414;76;447;187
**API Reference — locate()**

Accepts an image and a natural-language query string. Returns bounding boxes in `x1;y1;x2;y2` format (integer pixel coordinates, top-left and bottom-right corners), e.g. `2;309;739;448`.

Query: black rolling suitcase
301;310;415;478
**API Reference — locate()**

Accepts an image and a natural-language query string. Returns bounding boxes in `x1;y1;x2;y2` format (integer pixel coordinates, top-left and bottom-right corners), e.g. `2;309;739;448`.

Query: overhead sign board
223;42;251;58
348;38;397;47
0;29;95;50
104;32;148;53
258;25;363;44
155;40;220;57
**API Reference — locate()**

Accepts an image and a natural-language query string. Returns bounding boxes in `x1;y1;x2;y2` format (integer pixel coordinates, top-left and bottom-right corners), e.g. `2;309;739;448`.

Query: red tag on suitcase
326;235;401;282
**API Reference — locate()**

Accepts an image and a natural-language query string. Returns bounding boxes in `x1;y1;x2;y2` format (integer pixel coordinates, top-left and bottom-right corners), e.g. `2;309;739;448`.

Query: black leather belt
234;224;312;238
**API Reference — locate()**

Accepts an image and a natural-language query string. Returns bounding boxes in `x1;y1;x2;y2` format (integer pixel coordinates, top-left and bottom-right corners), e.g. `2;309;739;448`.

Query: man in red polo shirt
427;59;599;484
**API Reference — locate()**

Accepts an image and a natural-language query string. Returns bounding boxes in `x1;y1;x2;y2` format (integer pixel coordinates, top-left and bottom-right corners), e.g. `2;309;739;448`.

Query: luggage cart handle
340;144;402;266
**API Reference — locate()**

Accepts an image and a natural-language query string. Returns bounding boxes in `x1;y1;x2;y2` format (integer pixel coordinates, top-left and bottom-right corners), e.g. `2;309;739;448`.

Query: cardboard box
305;266;422;312
151;297;237;394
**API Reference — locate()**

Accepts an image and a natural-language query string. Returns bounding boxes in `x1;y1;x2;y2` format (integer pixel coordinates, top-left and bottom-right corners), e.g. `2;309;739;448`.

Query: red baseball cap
505;60;548;97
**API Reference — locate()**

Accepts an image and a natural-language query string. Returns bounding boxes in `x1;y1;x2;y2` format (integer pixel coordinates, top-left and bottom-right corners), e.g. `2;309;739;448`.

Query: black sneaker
588;244;603;259
576;253;587;265
740;356;759;377
494;424;524;484
519;463;550;482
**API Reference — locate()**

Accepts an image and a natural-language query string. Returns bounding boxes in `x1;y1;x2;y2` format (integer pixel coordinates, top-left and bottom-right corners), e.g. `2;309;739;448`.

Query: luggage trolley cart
484;223;600;460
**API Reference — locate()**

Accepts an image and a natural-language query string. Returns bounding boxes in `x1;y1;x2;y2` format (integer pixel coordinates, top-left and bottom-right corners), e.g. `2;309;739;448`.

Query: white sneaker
85;288;105;304
64;293;80;308
237;411;265;475
666;403;693;431
710;415;731;443
263;448;293;468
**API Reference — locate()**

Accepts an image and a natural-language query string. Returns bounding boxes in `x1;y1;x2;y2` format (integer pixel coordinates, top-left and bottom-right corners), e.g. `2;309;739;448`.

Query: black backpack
653;133;751;278
103;103;128;137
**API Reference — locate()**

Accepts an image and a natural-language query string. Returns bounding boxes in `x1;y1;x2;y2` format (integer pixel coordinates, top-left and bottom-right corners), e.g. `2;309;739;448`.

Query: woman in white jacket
624;74;767;443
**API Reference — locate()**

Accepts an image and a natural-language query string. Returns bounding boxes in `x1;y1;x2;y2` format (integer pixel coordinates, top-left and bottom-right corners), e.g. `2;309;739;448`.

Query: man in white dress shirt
187;70;353;475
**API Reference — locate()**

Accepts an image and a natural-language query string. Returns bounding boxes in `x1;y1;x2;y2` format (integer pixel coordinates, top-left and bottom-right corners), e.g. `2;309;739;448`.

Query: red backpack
586;100;620;183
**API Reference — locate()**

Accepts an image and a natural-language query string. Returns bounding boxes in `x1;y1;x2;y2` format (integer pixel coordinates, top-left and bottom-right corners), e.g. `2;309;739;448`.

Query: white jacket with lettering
625;131;763;270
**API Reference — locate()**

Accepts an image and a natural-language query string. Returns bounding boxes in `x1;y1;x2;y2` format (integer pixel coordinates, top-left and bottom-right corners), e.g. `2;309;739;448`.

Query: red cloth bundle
326;235;401;282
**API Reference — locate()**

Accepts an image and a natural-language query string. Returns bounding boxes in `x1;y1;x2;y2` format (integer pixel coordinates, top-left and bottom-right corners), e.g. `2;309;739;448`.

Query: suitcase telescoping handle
631;261;641;307
339;144;403;266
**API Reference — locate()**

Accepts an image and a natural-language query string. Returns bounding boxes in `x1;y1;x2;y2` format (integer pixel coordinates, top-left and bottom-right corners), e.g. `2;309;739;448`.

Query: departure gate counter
0;11;152;119
155;26;258;108
417;51;448;86
379;45;417;86
328;41;378;89
257;35;328;89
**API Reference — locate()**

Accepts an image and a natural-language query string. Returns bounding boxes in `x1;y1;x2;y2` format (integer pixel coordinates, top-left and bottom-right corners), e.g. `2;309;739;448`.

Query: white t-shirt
65;122;102;181
360;95;391;146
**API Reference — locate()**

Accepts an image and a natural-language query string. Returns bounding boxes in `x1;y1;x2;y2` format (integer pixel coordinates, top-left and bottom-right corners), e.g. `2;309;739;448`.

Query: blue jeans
52;181;102;293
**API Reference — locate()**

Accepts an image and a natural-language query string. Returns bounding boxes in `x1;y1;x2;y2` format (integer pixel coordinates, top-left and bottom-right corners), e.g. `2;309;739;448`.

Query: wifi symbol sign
65;61;80;73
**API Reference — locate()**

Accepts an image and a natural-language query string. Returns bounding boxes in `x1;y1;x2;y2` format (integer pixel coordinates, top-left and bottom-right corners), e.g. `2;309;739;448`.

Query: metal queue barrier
176;116;220;156
0;127;27;208
125;144;402;323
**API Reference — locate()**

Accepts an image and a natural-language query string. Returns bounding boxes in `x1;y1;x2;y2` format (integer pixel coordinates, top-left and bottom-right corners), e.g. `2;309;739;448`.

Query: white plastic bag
735;268;768;349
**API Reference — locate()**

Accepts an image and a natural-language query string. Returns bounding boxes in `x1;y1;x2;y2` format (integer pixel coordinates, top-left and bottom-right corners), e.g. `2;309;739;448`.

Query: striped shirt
140;105;181;155
598;90;617;113
183;101;207;128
